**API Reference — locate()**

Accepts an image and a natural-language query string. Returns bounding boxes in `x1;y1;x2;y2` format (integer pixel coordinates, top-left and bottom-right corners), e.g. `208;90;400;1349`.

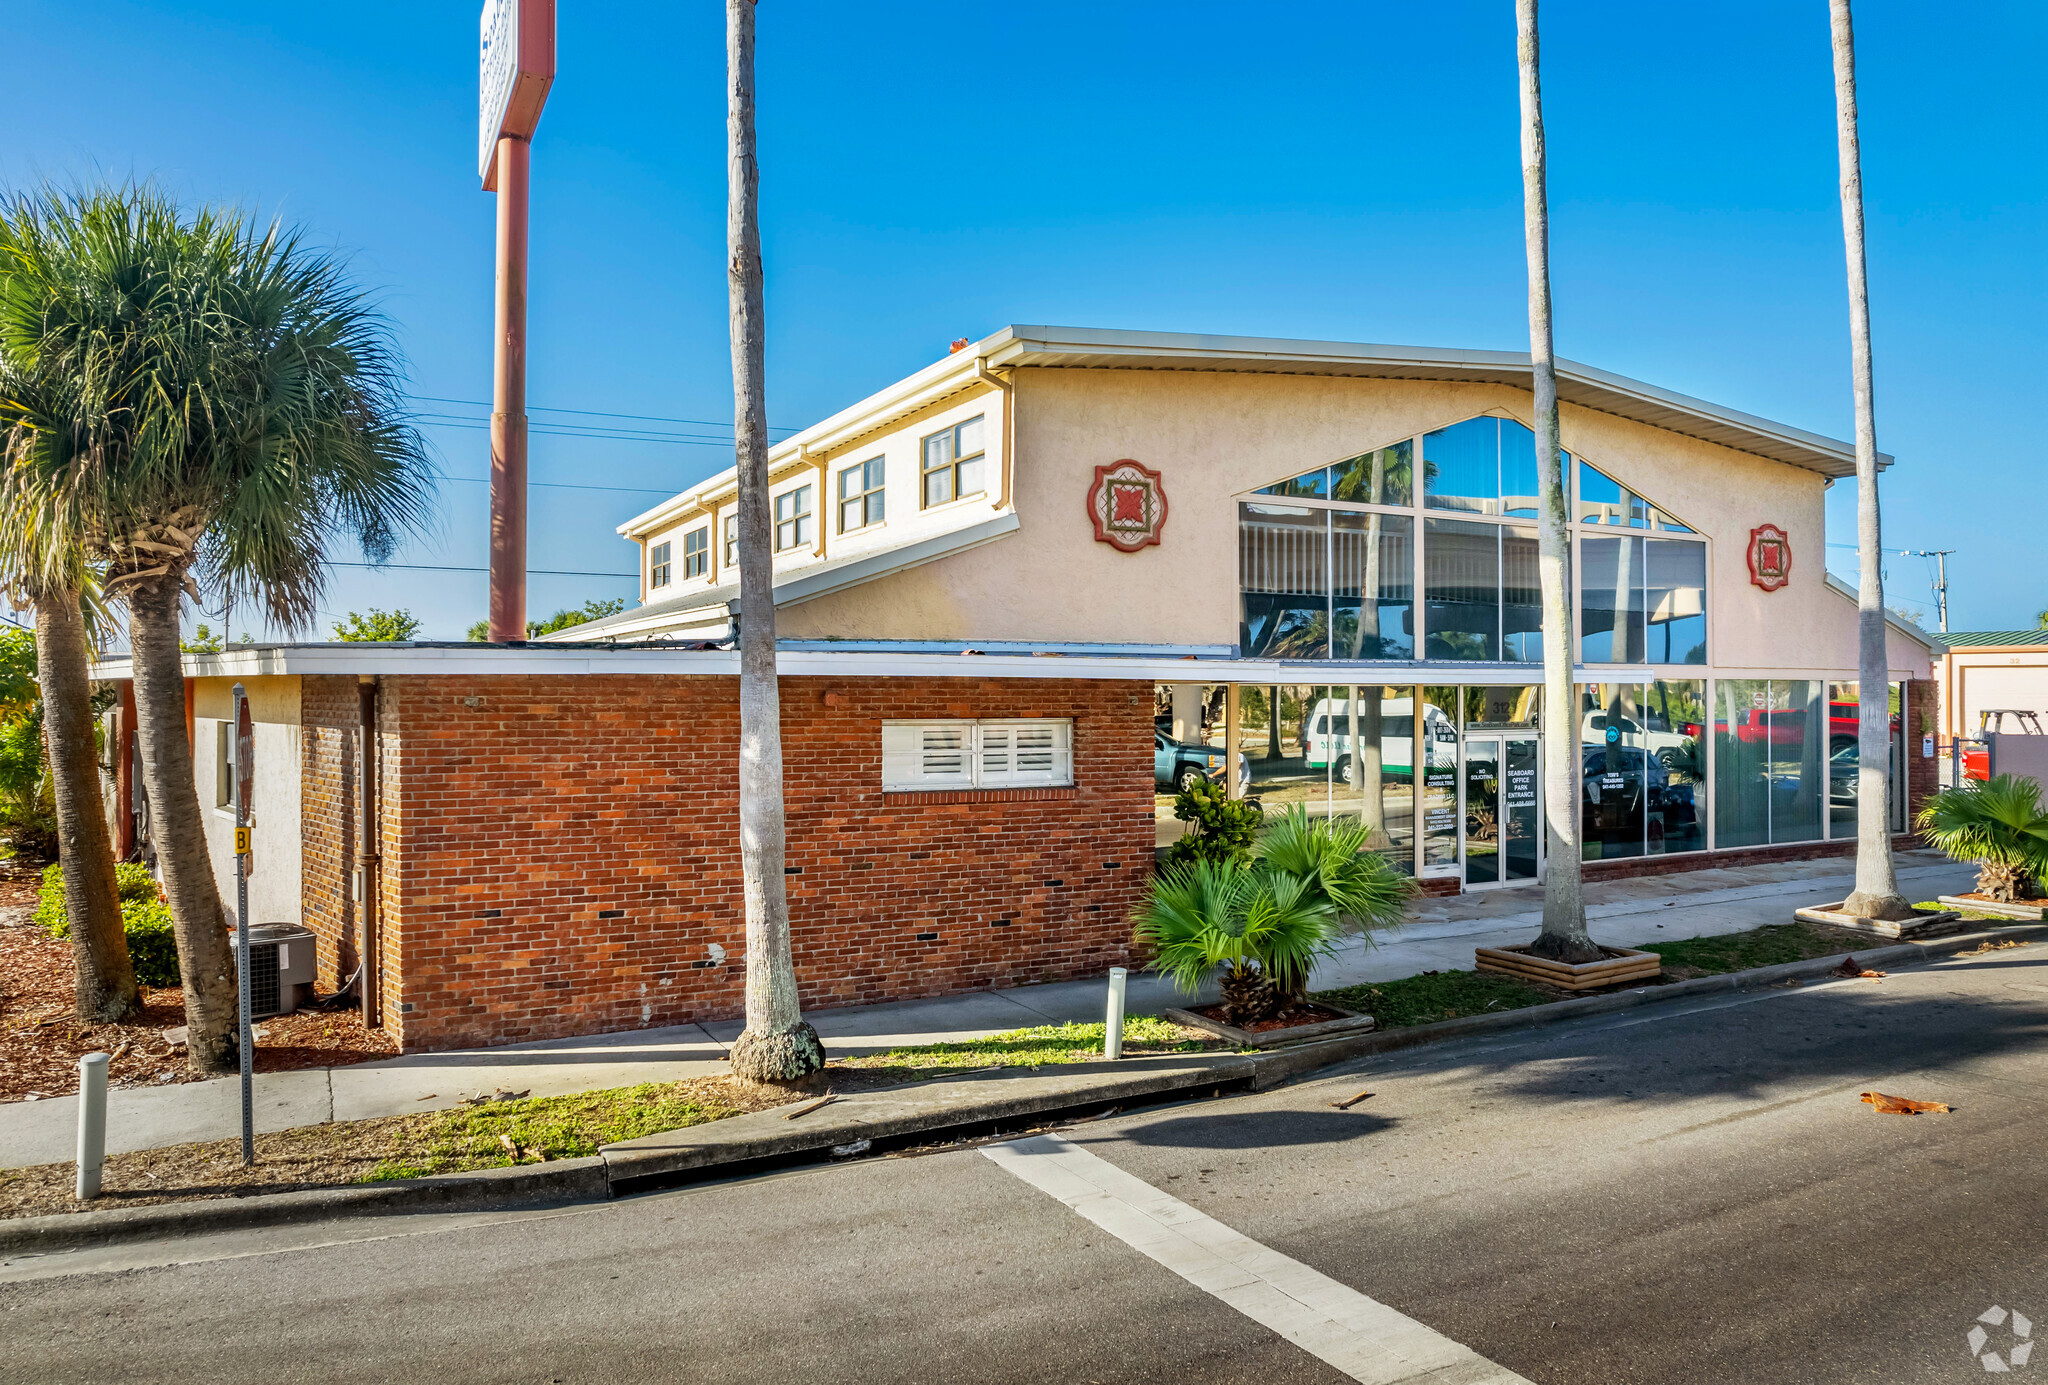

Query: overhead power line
326;561;635;579
405;394;797;435
430;472;674;496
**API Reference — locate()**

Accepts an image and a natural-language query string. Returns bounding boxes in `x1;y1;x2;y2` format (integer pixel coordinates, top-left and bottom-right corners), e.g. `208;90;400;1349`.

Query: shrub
36;862;181;987
1133;858;1340;1025
1915;775;2048;903
1252;805;1416;937
1158;774;1263;870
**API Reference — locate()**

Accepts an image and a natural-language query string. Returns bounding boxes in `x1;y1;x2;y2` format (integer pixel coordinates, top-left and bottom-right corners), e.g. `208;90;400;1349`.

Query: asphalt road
8;940;2048;1384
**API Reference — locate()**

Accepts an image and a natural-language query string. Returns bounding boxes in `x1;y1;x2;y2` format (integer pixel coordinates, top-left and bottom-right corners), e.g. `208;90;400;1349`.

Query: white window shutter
882;721;973;790
882;718;1070;791
978;723;1012;780
978;719;1073;787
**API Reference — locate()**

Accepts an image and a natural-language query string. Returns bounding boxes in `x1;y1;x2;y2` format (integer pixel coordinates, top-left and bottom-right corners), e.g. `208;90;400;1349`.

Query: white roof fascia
618;351;995;539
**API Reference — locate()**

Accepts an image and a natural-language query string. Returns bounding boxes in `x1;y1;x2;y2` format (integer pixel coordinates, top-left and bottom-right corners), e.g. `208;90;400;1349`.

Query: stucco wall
779;368;1928;679
189;676;303;927
1939;648;2048;739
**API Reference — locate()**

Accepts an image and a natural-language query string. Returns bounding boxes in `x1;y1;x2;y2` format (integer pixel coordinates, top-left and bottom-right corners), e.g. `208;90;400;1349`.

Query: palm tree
1829;0;1912;922
0;226;139;1022
0;186;433;1073
724;0;823;1087
1517;0;1596;962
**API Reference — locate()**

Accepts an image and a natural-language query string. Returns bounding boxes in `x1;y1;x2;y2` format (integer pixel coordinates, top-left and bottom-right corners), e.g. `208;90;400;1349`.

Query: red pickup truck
1730;701;1898;750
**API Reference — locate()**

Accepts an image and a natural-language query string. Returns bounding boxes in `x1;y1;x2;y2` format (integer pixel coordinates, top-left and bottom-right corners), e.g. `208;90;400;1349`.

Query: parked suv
1581;708;1699;769
1155;729;1249;794
1302;696;1458;784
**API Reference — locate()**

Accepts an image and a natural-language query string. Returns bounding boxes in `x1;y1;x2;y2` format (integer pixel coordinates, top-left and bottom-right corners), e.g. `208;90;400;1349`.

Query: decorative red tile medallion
1747;523;1792;591
1088;460;1168;552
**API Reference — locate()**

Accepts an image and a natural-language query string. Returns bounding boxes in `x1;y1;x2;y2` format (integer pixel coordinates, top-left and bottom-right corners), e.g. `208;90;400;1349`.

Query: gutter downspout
357;677;382;1030
975;358;1014;512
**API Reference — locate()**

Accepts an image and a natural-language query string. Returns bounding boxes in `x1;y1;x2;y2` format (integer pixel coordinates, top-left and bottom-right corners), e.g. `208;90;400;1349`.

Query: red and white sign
1087;460;1168;553
479;0;556;188
1747;523;1792;592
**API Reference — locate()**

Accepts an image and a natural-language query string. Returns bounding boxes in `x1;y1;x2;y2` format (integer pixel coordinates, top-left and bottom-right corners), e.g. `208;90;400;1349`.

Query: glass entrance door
1501;734;1542;884
1464;732;1542;889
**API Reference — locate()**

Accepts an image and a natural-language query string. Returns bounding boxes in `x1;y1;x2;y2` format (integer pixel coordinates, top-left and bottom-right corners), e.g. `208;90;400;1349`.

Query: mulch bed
0;881;397;1104
1188;1000;1352;1034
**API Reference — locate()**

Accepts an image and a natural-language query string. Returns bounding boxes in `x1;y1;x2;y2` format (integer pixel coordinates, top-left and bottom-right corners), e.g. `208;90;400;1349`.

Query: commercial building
102;326;1940;1052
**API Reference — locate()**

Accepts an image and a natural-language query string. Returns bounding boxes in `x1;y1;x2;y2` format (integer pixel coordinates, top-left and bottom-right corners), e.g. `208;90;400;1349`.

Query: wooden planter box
1474;943;1662;991
1793;902;1964;939
1163;1002;1375;1050
1936;894;2048;922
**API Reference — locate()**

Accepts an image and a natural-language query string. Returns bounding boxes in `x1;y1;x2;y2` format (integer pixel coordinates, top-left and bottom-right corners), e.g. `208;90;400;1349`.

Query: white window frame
881;718;1073;792
774;485;813;552
920;415;987;509
839;456;885;533
214;720;234;811
682;527;708;579
649;540;672;589
723;513;739;568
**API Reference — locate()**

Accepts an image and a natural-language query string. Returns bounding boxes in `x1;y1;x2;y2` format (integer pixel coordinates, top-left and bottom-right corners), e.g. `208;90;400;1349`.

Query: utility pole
1905;549;1954;632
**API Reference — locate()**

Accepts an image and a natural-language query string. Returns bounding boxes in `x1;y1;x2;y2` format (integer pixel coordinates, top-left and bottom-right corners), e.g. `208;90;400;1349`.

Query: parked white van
1302;696;1458;783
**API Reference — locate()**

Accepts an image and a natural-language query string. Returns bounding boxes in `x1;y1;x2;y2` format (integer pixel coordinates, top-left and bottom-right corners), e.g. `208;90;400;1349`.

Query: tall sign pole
480;0;556;642
232;685;255;1166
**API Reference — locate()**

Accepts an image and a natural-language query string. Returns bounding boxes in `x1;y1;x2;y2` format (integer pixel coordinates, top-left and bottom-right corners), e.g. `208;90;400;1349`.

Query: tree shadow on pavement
1110;1110;1397;1150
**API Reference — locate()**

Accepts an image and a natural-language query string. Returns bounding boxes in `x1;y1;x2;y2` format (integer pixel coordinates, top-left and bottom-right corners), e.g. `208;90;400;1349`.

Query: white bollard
1104;967;1128;1061
76;1052;109;1200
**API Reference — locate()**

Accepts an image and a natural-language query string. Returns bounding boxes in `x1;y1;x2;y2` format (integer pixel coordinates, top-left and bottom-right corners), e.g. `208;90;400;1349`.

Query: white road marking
983;1133;1530;1385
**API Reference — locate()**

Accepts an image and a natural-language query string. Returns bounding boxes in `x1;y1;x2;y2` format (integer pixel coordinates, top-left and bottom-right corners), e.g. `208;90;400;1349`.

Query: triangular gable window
1575;459;1693;532
1256;440;1415;506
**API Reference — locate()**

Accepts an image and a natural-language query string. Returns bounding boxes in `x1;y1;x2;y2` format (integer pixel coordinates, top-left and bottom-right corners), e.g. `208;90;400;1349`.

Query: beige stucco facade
188;675;303;929
773;365;1929;680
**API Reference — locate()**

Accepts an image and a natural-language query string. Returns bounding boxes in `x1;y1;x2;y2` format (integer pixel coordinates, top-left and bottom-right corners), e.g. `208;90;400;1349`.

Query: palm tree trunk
724;0;823;1087
36;584;137;1021
1518;0;1596;963
127;572;237;1073
1830;0;1911;921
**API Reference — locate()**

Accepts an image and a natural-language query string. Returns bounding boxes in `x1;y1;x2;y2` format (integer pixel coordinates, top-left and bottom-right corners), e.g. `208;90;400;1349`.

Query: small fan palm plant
1133;859;1338;1026
1252;805;1415;939
1915;775;2048;904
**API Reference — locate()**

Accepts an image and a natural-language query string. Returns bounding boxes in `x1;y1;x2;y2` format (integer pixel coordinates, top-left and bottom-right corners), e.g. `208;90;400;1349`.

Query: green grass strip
1313;970;1552;1029
837;1017;1211;1071
364;1082;738;1183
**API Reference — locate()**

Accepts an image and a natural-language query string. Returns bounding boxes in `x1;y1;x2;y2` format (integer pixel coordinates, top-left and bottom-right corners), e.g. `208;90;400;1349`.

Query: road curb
7;922;2038;1258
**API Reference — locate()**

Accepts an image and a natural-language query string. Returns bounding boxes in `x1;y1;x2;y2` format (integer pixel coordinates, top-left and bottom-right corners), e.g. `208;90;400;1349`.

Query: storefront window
1332;442;1414;507
1421;687;1461;873
1714;679;1823;847
1645;679;1706;854
1502;526;1542;663
1244;684;1334;817
1825;681;1909;838
1424;418;1502;516
1332;512;1413;659
1239;504;1328;658
1153;684;1229;849
1424;519;1500;661
1580;683;1646;861
1329;684;1416;875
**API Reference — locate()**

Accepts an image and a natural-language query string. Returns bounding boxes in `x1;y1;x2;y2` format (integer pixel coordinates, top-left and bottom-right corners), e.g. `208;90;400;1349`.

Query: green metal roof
1933;630;2048;650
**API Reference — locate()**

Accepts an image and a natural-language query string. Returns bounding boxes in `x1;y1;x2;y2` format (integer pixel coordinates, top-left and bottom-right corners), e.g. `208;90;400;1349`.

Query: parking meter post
1105;967;1128;1060
75;1052;108;1199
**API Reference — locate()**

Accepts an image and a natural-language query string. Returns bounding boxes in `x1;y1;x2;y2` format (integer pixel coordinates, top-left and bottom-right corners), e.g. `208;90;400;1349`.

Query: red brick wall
1906;677;1937;831
370;675;1153;1053
299;677;356;986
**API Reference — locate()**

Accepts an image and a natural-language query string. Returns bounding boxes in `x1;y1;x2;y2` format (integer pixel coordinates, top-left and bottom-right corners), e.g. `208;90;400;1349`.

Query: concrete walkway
0;850;1975;1167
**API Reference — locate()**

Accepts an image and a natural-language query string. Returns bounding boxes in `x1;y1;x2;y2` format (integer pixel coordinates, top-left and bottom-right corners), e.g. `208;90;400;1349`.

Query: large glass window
1714;679;1824;848
1645;540;1706;665
1239;504;1328;658
1421;687;1462;873
1424;519;1501;661
1580;683;1646;861
1424;417;1501;516
1332;441;1414;507
1153;684;1230;849
1581;535;1645;663
1331;684;1416;874
1502;526;1542;663
1333;513;1413;659
1645;679;1706;854
1500;421;1539;518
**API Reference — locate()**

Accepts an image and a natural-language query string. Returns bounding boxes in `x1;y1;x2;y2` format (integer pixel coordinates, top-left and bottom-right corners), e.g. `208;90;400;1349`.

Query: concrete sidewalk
0;850;1974;1167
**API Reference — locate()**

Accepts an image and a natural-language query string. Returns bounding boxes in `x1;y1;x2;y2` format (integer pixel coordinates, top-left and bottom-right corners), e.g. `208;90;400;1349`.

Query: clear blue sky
5;1;2040;639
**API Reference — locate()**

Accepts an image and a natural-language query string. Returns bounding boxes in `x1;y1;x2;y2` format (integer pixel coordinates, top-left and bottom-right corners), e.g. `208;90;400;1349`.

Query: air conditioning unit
245;923;318;1019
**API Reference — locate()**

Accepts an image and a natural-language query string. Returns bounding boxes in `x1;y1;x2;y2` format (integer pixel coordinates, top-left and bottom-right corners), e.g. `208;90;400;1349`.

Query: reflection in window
1255;467;1328;500
1333;513;1413;659
1239;504;1328;658
1424;519;1500;661
1714;679;1825;848
1645;679;1706;854
1332;441;1414;507
1645;539;1706;664
1422;687;1461;872
1330;684;1416;873
1424;417;1501;516
1580;683;1646;861
1500;421;1539;518
1502;526;1542;663
1581;535;1646;663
